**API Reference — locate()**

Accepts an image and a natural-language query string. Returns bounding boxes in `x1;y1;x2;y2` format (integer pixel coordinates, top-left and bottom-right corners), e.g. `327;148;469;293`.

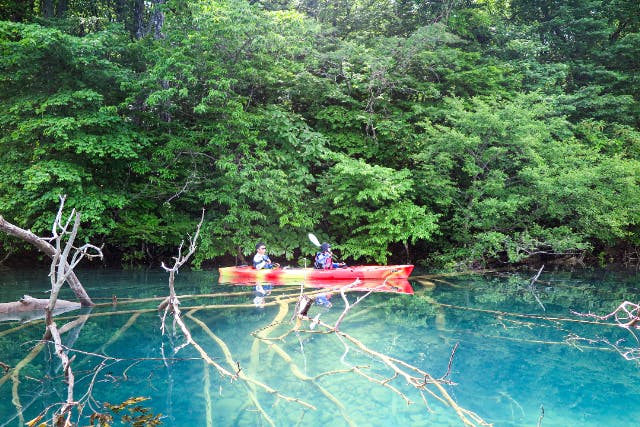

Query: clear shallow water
0;267;639;426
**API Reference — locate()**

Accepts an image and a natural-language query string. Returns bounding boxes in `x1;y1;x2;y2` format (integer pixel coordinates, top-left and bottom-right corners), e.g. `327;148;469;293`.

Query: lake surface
1;267;639;426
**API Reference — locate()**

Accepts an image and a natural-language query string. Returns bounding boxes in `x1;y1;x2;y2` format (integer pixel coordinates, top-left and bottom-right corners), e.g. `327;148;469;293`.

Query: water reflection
252;283;272;308
0;268;640;427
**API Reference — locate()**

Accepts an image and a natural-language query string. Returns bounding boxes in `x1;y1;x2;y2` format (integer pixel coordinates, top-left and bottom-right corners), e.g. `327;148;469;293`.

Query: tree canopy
1;0;639;269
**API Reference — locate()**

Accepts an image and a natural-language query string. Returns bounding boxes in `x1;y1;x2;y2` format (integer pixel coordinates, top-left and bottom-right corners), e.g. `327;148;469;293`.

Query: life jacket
253;255;272;269
314;251;333;269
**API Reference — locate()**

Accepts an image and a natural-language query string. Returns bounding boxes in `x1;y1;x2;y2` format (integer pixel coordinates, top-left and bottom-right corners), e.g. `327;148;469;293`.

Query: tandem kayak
218;265;414;294
218;264;414;282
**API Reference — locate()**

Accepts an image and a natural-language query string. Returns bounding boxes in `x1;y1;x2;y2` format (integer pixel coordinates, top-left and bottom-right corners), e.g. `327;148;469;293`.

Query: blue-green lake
1;267;639;426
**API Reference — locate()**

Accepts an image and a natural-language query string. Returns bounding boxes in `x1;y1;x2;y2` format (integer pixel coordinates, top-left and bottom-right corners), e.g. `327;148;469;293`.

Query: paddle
308;233;321;247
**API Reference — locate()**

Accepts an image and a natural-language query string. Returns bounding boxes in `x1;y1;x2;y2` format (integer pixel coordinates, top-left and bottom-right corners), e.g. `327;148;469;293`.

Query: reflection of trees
416;271;640;370
571;301;640;360
0;311;91;426
449;270;635;318
4;257;638;426
2;284;491;426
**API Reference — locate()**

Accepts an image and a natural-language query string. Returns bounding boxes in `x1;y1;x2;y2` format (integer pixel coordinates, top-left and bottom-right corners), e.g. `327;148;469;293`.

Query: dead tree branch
571;301;640;330
334;279;376;331
43;195;102;424
158;210;238;380
571;301;640;360
259;279;490;426
159;208;205;314
45;196;102;325
528;265;546;312
0;196;97;306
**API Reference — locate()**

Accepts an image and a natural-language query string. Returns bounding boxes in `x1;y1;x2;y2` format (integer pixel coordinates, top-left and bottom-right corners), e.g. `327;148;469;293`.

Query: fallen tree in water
2;203;491;426
0;195;102;427
0;212;94;307
570;301;640;360
0;295;81;322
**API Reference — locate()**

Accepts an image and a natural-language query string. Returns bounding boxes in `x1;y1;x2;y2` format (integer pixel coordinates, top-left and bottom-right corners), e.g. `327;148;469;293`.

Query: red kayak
218;265;414;294
219;264;413;281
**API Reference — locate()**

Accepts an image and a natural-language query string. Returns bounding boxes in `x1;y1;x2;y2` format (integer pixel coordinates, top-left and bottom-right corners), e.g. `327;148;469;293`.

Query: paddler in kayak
314;242;346;269
253;242;279;269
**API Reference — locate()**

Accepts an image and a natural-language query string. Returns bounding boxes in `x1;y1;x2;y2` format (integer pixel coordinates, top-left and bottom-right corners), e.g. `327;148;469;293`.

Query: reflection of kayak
221;277;413;294
311;278;413;294
218;265;414;294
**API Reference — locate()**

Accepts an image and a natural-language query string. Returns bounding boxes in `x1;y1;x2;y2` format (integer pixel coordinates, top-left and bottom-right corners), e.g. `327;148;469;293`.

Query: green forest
1;0;639;270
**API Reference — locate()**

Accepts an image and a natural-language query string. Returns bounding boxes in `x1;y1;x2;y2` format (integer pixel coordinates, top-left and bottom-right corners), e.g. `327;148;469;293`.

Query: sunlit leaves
98;397;162;427
321;156;438;263
412;92;640;266
0;21;144;239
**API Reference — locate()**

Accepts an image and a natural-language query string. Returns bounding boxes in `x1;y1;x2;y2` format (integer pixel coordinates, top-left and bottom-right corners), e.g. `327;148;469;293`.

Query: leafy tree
320;155;438;263
123;1;328;263
1;0;640;268
0;0;34;21
0;22;142;238
509;0;640;125
287;0;460;38
412;93;640;267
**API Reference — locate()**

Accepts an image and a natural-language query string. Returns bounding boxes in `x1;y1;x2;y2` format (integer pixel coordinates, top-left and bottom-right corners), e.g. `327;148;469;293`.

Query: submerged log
0;295;81;322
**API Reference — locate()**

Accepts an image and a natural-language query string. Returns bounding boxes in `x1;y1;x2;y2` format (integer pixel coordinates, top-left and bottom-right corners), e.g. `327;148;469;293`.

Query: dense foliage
1;0;639;269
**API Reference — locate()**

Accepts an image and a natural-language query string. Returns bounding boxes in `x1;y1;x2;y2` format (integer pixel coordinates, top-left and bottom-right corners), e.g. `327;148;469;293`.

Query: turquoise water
0;267;639;426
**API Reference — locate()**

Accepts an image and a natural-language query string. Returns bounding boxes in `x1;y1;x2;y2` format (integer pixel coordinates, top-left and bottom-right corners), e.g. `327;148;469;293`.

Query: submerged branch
157;210;239;381
570;301;640;360
187;311;315;409
251;279;491;426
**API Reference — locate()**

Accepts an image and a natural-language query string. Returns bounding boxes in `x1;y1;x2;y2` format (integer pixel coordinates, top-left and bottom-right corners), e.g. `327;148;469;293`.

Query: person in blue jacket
253;242;278;269
314;242;345;269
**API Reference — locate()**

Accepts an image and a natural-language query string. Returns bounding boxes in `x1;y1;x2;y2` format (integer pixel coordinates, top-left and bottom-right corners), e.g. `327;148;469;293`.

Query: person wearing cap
253;242;278;269
314;242;345;269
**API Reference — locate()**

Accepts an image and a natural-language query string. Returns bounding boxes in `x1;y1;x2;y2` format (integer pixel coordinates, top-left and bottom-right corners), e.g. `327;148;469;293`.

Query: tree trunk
133;0;145;39
114;0;128;30
55;0;67;17
149;0;166;40
0;295;81;322
0;216;94;306
41;0;54;17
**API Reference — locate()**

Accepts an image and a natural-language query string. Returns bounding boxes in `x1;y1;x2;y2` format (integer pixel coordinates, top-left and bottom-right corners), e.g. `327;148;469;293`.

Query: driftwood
0;295;81;322
0;215;94;306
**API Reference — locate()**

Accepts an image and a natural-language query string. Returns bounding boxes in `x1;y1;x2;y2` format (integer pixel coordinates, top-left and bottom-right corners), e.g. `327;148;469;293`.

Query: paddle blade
308;233;321;247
